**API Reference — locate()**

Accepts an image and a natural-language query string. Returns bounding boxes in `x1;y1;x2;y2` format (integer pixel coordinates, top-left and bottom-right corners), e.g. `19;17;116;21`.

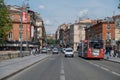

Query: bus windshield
89;41;103;49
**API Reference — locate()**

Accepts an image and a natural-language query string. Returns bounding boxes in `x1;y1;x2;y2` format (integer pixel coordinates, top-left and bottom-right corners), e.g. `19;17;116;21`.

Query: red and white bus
78;40;104;59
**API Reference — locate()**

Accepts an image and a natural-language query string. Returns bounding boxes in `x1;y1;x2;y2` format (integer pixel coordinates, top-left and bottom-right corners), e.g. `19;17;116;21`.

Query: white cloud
44;19;51;25
39;5;45;9
79;9;88;17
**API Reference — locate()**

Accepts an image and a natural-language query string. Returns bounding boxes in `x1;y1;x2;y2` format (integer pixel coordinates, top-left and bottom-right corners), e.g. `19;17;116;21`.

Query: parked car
64;48;74;57
47;47;51;51
41;47;47;53
52;48;59;54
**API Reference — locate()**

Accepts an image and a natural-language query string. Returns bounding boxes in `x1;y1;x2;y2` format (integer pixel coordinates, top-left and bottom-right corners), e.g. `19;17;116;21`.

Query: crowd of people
105;45;120;59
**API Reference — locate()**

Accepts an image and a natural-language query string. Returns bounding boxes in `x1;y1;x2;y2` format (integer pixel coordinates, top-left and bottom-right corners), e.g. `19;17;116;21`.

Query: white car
41;48;47;53
52;48;59;54
64;48;74;57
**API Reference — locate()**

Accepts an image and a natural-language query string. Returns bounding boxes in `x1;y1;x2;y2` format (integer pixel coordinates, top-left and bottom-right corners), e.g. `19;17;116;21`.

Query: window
106;24;110;30
106;32;111;40
19;24;23;30
89;42;103;49
8;32;12;40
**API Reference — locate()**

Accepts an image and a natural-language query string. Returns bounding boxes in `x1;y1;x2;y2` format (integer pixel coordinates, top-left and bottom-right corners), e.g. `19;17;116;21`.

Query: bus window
89;42;103;49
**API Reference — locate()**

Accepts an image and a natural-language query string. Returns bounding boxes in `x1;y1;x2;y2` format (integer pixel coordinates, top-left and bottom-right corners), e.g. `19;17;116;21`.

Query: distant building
57;24;68;47
46;34;55;40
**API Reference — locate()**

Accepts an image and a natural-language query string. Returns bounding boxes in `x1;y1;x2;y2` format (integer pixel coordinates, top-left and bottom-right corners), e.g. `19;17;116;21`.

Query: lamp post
24;0;30;51
19;4;24;57
20;13;23;57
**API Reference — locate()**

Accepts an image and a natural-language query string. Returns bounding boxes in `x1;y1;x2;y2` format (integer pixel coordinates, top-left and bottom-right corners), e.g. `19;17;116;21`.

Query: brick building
85;18;115;46
1;5;46;50
8;5;31;42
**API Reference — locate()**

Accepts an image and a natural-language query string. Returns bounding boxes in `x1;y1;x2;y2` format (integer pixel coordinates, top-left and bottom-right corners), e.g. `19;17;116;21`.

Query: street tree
0;0;12;44
46;39;56;45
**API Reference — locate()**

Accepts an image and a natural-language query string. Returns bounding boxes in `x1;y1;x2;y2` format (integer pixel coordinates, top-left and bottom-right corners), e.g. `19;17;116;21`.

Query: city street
7;53;120;80
1;0;120;80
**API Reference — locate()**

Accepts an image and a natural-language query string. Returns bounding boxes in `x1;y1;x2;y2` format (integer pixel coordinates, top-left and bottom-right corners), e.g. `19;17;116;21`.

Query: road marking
60;75;65;80
111;71;120;77
60;69;65;74
81;59;120;77
100;66;109;71
60;60;65;80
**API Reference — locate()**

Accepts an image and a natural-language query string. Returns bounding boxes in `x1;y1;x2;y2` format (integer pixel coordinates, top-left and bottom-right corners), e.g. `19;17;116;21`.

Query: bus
78;40;104;59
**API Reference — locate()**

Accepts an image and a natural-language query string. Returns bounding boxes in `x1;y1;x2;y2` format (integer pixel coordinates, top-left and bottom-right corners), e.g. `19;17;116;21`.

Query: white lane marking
60;75;65;80
82;59;120;77
60;69;65;74
60;60;65;80
61;63;64;69
111;71;120;77
100;66;109;71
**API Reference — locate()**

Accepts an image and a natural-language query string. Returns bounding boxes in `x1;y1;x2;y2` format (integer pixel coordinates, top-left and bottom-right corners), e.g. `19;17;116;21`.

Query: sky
4;0;120;34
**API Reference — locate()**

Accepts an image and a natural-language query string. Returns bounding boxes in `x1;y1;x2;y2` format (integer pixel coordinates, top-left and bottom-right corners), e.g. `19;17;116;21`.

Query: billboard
22;11;27;23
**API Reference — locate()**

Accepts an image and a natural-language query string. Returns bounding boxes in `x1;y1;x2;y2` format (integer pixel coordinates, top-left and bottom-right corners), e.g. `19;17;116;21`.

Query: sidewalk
0;54;51;80
104;54;120;63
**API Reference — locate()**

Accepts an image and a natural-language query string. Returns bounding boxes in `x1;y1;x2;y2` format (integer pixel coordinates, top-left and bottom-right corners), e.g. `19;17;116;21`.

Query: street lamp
19;14;23;57
24;0;30;51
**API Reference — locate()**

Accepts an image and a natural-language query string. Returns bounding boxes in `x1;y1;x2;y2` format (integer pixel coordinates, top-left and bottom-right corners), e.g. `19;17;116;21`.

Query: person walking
105;46;111;59
114;47;118;57
117;49;120;58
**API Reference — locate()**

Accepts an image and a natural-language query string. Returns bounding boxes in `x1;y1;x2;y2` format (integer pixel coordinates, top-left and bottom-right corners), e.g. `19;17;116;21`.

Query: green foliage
0;0;12;43
46;39;56;44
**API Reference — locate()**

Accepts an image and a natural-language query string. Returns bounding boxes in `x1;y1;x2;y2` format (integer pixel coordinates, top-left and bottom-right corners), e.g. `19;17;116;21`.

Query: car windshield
66;49;73;52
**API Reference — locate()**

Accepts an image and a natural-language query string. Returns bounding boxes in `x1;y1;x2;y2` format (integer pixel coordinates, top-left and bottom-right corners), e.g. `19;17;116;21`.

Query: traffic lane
7;54;61;80
83;59;120;75
63;56;120;80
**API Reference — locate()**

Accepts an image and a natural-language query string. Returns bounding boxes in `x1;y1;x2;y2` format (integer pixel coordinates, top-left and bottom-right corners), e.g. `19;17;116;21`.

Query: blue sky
5;0;120;34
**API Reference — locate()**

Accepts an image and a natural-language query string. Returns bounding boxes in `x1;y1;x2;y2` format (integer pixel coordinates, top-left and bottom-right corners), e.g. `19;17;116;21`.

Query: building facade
69;19;92;51
85;18;115;47
3;5;46;50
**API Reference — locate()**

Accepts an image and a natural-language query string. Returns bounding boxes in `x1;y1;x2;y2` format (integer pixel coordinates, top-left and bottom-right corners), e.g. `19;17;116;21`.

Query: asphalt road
7;53;120;80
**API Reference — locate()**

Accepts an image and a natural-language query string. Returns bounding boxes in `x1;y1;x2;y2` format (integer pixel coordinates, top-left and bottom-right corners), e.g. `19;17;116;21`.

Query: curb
0;54;52;80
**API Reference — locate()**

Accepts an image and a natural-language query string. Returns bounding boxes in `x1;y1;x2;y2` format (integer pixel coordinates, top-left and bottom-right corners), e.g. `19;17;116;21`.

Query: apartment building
69;19;92;51
3;5;45;50
85;17;115;46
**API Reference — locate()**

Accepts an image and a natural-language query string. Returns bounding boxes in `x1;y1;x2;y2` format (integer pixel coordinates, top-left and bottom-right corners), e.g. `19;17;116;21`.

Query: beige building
113;15;120;49
69;19;92;51
113;15;120;41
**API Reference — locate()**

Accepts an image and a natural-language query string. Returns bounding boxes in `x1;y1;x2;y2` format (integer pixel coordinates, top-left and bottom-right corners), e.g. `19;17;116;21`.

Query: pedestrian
109;46;112;57
114;48;117;57
118;49;120;58
105;46;111;59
